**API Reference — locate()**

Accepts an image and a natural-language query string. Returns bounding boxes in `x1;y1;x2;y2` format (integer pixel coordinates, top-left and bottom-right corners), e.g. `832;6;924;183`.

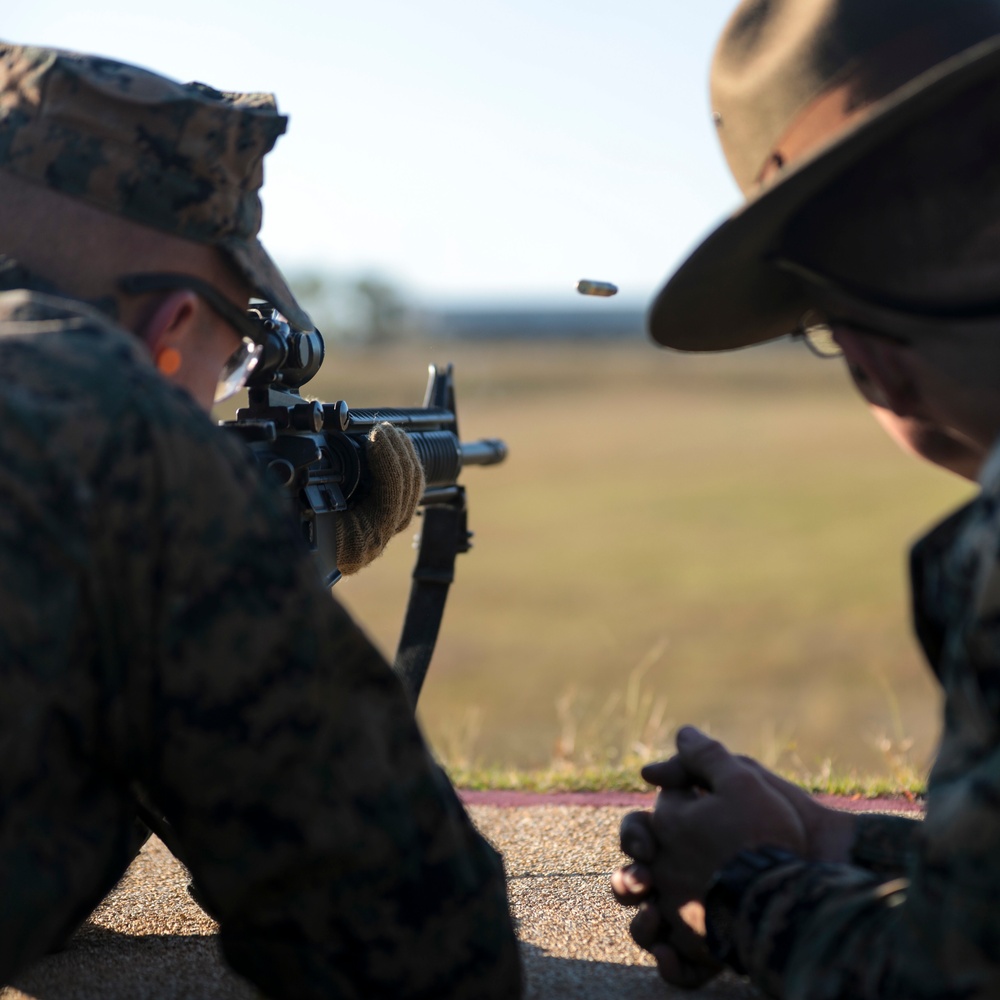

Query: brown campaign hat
649;0;1000;352
0;42;313;331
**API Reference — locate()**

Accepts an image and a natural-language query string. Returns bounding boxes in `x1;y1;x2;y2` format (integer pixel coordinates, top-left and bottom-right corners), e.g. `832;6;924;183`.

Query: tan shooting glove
334;422;426;576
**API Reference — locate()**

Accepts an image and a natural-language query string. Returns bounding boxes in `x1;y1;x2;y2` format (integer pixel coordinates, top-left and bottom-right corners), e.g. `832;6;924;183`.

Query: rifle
221;306;507;705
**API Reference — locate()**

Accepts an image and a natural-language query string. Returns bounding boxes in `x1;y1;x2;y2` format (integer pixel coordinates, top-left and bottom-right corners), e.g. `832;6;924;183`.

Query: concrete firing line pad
1;796;922;1000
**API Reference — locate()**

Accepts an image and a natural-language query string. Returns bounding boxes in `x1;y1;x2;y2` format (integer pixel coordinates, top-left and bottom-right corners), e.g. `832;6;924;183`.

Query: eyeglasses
774;256;1000;359
118;272;264;402
790;312;911;359
213;337;262;402
791;313;845;358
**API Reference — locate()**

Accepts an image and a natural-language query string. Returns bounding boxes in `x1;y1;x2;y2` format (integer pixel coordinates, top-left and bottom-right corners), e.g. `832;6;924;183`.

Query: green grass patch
446;761;926;799
448;762;654;793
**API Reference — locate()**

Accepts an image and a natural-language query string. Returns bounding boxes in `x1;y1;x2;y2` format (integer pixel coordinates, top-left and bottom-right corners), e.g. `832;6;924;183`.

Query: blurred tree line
287;271;648;343
289;271;414;345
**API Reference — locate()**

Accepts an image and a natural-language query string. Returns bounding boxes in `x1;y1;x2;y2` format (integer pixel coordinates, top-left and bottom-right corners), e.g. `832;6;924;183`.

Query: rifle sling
392;499;468;706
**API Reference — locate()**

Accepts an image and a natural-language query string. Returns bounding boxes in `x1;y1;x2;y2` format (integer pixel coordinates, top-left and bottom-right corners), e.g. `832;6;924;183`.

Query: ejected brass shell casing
576;279;618;297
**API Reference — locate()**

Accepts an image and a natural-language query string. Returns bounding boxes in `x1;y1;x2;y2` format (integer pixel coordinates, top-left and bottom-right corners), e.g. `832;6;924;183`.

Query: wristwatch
704;845;801;973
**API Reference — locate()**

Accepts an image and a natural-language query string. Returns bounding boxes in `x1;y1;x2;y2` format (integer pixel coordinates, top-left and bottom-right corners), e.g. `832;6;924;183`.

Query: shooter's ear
138;289;200;356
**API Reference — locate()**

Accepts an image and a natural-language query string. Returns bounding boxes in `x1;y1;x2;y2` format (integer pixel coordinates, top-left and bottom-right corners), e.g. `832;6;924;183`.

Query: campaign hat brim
648;35;1000;352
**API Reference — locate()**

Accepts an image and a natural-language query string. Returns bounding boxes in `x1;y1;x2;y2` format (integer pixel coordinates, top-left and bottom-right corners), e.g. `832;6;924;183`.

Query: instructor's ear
834;327;922;416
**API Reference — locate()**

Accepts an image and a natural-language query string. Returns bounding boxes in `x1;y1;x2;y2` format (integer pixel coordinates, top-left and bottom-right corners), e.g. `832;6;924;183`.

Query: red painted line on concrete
460;790;925;812
813;793;924;814
460;790;656;808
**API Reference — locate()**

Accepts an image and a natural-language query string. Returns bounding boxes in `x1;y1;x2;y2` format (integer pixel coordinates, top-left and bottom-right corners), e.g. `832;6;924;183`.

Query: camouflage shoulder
0;286;224;458
0;287;141;351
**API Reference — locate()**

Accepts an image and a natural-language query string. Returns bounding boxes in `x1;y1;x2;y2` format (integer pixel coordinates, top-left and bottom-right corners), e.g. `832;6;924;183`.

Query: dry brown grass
224;338;971;781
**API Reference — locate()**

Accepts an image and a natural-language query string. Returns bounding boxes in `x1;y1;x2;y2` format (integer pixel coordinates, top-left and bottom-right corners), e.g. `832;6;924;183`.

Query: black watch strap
704;845;802;973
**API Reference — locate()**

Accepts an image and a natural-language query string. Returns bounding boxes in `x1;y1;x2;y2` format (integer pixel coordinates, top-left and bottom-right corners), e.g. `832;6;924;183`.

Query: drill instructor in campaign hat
613;1;1000;996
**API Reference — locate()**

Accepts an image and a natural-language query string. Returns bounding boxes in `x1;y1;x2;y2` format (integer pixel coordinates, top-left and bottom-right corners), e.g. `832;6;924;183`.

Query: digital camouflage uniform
712;454;1000;998
0;260;521;1000
0;41;521;1000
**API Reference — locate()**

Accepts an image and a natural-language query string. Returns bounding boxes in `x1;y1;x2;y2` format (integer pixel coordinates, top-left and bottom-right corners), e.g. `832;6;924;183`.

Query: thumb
673;727;740;791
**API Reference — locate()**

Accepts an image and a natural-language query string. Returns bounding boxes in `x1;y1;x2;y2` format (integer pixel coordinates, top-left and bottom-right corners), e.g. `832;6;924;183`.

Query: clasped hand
611;726;855;988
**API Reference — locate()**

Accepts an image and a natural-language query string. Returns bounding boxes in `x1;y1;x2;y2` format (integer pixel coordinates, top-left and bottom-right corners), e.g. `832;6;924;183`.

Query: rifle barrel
460;438;508;467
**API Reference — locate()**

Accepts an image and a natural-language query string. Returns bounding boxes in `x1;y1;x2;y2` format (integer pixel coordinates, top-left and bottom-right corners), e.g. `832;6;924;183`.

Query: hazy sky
6;2;741;306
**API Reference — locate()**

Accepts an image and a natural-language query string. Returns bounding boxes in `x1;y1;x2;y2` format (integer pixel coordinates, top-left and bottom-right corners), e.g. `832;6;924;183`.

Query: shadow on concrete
4;925;255;1000
519;943;762;1000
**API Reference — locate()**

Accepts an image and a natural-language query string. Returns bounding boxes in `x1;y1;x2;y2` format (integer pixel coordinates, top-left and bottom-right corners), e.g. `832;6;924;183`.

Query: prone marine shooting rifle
134;307;505;870
221;307;507;706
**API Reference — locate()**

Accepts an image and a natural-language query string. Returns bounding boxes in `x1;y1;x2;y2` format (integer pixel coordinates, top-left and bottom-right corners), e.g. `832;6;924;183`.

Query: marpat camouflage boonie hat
0;41;312;331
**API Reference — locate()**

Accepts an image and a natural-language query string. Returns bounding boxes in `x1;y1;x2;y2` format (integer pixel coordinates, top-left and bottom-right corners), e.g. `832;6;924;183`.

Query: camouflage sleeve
721;763;1000;1000
849;812;922;877
708;508;1000;1000
104;385;521;998
704;477;1000;999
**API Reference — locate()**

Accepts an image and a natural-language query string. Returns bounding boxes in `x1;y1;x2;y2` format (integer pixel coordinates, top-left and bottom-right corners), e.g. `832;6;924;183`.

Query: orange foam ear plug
157;347;182;376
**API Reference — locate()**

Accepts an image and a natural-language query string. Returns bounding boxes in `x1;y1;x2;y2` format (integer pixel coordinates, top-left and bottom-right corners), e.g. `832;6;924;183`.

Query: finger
610;863;654;905
385;424;426;531
739;755;807;797
619;811;656;862
369;424;405;525
629;901;664;951
653;786;703;813
650;943;720;990
337;426;421;576
673;726;743;791
390;424;424;528
739;754;828;817
640;755;700;790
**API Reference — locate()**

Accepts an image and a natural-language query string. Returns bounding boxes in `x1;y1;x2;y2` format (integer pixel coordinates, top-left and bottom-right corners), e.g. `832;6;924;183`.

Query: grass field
230;336;973;787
